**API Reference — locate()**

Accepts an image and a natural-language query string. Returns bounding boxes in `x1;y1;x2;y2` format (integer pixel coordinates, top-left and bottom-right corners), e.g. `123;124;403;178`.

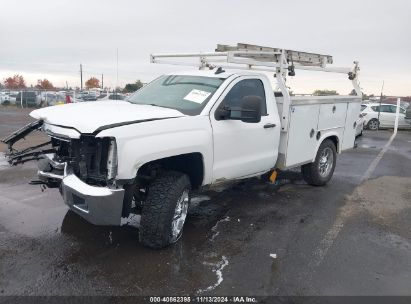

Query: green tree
123;80;143;93
313;89;339;96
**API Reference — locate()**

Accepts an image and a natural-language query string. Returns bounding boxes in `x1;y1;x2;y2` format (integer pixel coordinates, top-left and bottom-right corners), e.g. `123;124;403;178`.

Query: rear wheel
140;171;191;249
301;139;337;186
367;118;379;130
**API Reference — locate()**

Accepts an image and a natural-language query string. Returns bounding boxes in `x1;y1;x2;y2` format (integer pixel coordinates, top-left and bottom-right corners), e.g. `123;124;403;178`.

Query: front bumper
39;168;125;226
61;174;125;226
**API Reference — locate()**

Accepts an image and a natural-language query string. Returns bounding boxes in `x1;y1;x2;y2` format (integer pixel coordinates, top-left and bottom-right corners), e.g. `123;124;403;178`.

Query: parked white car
361;103;409;130
355;114;364;136
0;91;17;105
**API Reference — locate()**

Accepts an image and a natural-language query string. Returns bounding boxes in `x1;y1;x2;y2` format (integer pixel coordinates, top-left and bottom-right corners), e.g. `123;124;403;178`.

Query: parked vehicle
356;114;364;137
0;92;10;105
40;92;66;106
361;103;410;130
0;91;18;105
405;107;411;125
99;93;126;100
82;92;98;101
2;43;362;249
15;91;41;107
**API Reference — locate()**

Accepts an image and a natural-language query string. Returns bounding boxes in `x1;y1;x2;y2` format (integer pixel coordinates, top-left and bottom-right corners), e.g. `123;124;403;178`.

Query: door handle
264;123;276;129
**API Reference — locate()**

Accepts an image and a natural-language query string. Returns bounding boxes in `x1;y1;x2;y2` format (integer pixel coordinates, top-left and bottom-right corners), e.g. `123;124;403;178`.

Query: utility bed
276;95;361;169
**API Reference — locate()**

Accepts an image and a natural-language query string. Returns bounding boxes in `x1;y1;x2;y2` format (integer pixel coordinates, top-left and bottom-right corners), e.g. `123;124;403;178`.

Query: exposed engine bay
2;120;117;188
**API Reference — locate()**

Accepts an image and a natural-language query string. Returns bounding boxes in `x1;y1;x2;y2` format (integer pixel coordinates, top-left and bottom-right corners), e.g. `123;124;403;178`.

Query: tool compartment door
318;103;347;130
285;104;320;167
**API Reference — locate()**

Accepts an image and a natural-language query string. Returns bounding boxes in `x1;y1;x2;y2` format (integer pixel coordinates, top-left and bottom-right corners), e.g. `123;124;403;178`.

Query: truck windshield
126;75;224;115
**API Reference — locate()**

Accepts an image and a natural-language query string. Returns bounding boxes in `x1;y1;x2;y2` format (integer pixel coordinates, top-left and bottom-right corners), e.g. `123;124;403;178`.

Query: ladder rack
215;43;333;67
150;43;362;132
151;43;358;76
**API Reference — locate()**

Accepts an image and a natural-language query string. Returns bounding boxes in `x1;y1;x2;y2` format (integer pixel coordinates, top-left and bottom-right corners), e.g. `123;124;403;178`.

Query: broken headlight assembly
106;138;118;181
1;120;119;188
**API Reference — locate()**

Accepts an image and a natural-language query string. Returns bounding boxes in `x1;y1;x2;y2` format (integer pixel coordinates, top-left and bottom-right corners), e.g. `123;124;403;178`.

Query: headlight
107;138;118;180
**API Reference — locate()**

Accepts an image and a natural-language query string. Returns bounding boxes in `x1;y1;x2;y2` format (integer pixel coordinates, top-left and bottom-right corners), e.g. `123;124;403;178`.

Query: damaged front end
2;120;54;166
2;120;125;226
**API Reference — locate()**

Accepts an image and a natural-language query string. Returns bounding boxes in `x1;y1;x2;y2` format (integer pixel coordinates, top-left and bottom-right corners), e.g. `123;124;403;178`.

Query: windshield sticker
183;89;211;104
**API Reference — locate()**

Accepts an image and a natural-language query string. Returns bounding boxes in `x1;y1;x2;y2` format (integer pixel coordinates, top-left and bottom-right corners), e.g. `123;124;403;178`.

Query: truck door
210;77;279;181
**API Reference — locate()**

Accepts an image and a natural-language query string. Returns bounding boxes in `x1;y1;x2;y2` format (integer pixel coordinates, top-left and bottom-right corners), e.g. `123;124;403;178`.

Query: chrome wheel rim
369;120;378;130
171;190;189;241
318;147;334;178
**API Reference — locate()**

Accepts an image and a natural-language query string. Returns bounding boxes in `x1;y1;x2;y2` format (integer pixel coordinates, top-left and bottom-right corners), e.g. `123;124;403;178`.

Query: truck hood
30;101;185;133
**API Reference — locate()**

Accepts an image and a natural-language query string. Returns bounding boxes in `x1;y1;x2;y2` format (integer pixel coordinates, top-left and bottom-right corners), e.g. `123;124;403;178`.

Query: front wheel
140;171;191;249
301;139;337;186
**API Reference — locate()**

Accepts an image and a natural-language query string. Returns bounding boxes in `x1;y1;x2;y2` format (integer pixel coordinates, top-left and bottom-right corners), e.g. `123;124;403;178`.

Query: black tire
301;139;337;186
367;118;379;130
140;171;191;249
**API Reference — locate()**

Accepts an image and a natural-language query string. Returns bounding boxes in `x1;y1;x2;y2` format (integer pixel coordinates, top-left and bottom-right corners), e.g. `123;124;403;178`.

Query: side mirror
215;96;262;123
240;96;262;123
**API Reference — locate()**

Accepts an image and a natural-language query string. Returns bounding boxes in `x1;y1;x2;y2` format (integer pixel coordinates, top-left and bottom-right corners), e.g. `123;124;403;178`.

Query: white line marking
361;133;396;182
312;132;396;267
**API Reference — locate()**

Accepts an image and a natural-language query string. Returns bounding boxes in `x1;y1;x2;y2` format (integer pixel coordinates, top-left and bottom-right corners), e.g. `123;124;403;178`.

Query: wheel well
137;153;204;189
325;135;339;151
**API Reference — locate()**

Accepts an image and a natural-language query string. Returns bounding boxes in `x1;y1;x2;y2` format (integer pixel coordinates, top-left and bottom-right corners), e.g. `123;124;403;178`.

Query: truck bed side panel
318;103;346;130
341;102;361;150
283;104;320;167
276;96;361;169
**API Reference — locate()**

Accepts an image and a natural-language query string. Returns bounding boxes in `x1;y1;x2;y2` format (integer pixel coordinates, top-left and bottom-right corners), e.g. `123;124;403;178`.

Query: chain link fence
0;88;127;108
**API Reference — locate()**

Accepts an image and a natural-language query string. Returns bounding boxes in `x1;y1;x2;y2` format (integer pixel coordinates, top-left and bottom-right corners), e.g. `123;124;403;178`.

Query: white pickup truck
2;43;362;248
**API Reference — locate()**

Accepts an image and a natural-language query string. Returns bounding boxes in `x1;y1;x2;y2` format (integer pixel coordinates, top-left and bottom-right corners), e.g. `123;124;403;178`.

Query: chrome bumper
61;174;125;226
37;153;125;226
39;167;125;226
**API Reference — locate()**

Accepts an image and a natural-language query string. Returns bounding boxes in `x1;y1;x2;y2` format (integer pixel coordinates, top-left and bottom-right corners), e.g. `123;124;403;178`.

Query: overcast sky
1;0;410;95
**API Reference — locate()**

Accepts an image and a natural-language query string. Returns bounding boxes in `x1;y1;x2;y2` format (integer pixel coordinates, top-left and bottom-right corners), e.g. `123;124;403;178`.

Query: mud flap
1;120;54;165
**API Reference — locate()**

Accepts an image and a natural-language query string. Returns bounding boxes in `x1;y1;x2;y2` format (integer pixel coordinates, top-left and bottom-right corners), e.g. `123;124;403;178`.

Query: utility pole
101;74;104;89
377;80;384;132
80;63;83;91
116;48;119;93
